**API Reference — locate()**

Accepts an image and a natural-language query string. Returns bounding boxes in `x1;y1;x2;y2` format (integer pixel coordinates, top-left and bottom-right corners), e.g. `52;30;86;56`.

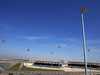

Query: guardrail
1;71;99;75
14;71;97;75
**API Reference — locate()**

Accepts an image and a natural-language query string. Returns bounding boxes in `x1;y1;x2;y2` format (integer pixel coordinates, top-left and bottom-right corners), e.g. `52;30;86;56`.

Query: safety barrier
15;71;96;75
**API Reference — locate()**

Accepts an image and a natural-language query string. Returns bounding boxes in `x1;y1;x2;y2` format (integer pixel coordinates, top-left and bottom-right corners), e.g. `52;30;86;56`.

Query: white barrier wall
24;63;33;66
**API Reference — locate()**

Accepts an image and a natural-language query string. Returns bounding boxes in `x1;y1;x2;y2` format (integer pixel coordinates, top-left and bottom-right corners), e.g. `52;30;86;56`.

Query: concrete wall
24;63;33;66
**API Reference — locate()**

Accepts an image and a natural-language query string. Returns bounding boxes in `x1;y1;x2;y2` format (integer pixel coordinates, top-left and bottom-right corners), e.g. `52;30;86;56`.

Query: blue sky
0;0;100;62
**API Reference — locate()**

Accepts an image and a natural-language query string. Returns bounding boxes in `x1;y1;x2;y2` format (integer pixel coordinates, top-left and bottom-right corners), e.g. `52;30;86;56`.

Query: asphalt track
1;71;100;75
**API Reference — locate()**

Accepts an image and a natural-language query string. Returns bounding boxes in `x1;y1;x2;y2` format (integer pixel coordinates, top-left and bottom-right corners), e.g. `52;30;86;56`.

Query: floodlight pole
0;39;6;59
88;49;92;74
81;12;88;75
58;45;61;75
0;43;3;59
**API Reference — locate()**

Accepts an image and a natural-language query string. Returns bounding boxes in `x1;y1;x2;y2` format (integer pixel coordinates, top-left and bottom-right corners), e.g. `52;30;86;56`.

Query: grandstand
0;59;100;70
24;60;100;69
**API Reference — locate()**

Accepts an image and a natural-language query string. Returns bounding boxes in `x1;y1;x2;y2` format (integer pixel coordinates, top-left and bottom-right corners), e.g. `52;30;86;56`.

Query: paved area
1;71;100;75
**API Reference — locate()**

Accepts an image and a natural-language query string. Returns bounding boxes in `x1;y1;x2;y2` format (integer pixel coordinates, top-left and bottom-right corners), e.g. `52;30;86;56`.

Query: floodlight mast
1;39;6;59
79;6;88;75
58;45;61;75
88;49;92;74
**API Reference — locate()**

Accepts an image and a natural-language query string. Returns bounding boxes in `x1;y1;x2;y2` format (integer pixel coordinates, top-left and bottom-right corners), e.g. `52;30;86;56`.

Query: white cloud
56;44;67;47
90;49;100;53
41;44;67;49
0;23;14;30
22;36;49;40
87;40;100;44
62;37;82;43
63;38;100;45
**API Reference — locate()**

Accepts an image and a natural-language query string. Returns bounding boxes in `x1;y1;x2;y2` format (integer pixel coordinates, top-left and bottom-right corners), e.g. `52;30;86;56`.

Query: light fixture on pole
58;45;61;75
27;49;30;52
79;6;88;75
26;49;30;66
51;52;53;61
27;49;30;60
88;49;92;74
1;39;6;59
51;52;54;67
